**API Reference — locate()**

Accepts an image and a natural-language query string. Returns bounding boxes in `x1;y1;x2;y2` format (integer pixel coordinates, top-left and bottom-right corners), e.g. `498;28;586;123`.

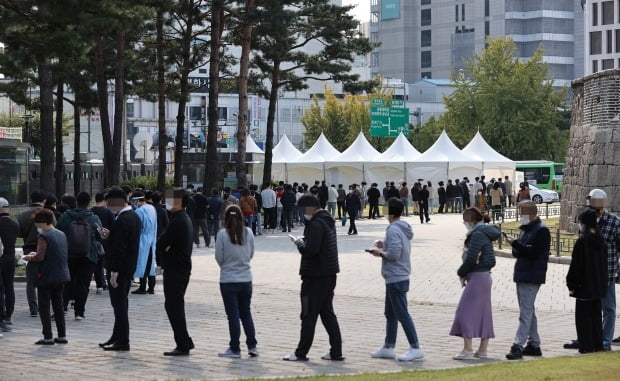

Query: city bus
515;161;564;195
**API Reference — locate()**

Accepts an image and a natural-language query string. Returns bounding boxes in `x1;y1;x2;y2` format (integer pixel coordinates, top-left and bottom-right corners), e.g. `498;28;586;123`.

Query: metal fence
490;203;562;224
495;225;577;257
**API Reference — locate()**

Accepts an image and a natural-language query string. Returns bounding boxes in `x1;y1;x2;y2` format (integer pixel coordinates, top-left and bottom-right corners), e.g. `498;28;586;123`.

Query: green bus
515;161;564;194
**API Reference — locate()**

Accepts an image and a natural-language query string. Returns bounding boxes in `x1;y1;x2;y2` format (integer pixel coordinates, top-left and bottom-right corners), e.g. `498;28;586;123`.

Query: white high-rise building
583;0;620;74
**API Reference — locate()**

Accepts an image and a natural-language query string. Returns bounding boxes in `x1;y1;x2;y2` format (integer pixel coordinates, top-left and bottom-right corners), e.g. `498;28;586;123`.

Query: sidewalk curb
495;249;571;265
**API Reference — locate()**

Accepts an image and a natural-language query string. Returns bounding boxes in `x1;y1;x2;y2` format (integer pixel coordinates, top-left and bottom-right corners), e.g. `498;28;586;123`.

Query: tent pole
323;163;326;182
404;162;407;182
285;162;288;183
362;163;366;183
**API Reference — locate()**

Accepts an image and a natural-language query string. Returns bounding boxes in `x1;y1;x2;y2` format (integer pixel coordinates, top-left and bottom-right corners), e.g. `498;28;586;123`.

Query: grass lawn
235;352;620;381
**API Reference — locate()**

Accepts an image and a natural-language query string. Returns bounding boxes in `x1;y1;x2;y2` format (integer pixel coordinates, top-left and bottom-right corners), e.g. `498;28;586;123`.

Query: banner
381;0;400;20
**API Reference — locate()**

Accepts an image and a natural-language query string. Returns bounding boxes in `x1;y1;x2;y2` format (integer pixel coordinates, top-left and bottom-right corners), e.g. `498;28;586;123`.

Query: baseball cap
0;197;9;208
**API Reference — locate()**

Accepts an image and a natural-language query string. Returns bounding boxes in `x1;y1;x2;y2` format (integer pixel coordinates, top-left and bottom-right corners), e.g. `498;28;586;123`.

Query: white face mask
37;227;44;234
463;221;472;231
520;216;530;225
304;214;313;221
165;201;174;210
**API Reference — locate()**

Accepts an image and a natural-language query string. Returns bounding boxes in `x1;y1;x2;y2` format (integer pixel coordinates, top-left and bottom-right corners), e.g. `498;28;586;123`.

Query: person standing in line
566;209;608;354
56;192;103;319
504;176;514;207
366;183;381;219
318;181;329;210
516;183;530;203
418;185;430;224
359;182;368;219
504;201;550;360
19;191;53;318
249;184;263;236
450;207;498;360
22;208;70;345
453;179;464;214
0;198;20;331
445;180;456;213
296;186;306;226
157;189;195;356
130;191;158;295
399;182;409;217
489;182;504;222
261;184;276;232
387;182;400;200
280;184;297;233
91;192;116;295
345;186;361;235
239;189;257;230
426;181;435;215
437;181;446;214
283;194;343;361
336;184;346;220
497;179;507;207
410;182;420;216
327;184;338;218
207;188;224;242
149;191;170;240
369;197;424;361
191;188;210;248
215;204;258;358
99;188;141;352
460;179;471;209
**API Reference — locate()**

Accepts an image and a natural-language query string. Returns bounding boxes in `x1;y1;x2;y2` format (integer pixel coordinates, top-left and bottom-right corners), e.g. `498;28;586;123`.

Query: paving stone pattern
1;213;618;381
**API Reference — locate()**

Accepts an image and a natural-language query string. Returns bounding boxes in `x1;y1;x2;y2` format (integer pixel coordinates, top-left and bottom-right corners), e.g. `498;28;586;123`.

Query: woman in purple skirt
450;207;500;360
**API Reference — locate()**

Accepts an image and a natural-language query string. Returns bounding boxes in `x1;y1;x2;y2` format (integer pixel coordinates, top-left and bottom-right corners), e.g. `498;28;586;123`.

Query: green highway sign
390;99;404;108
371;98;386;106
370;106;410;137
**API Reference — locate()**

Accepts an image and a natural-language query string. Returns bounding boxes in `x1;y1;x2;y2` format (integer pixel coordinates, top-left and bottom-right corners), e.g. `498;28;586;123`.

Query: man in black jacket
99;188;141;351
445;180;456;213
280;184;297;233
0;198;19;329
504;201;550;360
157;188;194;356
92;192;116;294
366;183;381;219
283;195;343;362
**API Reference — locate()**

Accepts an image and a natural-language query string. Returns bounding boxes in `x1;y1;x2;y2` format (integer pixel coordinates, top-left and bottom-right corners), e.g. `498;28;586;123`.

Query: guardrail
490;203;561;224
495;225;577;257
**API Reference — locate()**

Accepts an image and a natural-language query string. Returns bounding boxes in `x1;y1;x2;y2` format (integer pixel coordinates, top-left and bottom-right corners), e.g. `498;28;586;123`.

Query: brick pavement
1;212;618;381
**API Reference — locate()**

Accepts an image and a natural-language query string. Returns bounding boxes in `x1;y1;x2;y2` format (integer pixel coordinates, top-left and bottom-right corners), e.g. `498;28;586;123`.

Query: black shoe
602;345;612;352
612;336;620;344
282;229;287;233
35;339;55;345
563;340;580;349
99;339;115;348
164;348;190;356
506;344;523;360
522;344;542;356
131;289;147;295
147;289;155;295
103;343;130;351
54;337;68;344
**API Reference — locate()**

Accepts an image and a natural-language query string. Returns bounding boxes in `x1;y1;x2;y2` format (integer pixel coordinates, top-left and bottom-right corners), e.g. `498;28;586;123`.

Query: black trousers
193;218;210;246
0;260;15;320
576;299;603;353
63;257;95;316
108;274;131;346
368;202;379;219
263;207;276;229
282;207;294;231
38;283;65;340
164;268;193;351
295;276;342;358
438;200;446;213
347;211;357;234
94;256;106;289
337;201;345;219
138;249;156;292
418;201;429;223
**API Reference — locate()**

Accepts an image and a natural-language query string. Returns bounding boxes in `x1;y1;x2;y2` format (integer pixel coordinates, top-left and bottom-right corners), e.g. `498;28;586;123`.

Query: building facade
370;0;584;87
584;0;620;74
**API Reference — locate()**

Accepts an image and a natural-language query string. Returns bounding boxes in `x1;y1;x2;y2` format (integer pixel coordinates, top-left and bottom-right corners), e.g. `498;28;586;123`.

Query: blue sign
381;0;400;20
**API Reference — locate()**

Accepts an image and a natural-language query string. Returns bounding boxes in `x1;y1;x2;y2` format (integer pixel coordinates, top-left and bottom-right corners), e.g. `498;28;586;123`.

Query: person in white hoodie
368;197;424;361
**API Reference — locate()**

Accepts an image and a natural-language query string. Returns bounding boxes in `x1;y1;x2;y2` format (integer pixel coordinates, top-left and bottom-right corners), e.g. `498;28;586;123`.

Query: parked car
528;184;560;204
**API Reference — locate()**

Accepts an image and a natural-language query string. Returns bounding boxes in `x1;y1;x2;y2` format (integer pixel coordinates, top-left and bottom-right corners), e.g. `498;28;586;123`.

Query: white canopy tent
367;133;421;185
271;134;303;183
287;133;340;184
411;130;482;182
461;131;515;180
325;132;381;186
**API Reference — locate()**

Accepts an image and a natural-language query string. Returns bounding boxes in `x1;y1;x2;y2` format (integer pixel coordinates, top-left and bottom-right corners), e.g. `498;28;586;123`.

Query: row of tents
240;130;515;187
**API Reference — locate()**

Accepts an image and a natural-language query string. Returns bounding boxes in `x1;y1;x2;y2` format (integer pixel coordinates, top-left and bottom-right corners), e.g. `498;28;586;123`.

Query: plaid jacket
598;212;620;285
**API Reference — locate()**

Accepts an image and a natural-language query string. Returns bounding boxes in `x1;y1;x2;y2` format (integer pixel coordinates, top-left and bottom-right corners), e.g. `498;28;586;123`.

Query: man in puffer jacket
282;194;343;362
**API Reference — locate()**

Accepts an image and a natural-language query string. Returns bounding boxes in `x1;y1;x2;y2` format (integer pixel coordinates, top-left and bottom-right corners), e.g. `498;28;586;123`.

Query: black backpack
67;217;91;256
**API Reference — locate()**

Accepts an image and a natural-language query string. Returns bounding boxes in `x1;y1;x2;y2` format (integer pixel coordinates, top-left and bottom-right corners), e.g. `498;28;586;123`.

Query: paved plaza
1;212;618;380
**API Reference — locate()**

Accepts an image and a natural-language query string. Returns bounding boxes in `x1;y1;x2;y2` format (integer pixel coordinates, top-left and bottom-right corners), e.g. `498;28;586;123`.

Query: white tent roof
272;134;302;163
328;132;380;165
461;131;515;169
414;130;480;168
224;134;264;154
376;133;421;162
293;133;340;164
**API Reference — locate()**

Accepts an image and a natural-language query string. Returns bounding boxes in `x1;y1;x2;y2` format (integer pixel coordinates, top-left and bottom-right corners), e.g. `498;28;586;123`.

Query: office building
584;0;620;74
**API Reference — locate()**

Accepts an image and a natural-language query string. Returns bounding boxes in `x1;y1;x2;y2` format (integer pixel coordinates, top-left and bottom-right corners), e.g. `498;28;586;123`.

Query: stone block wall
560;69;620;232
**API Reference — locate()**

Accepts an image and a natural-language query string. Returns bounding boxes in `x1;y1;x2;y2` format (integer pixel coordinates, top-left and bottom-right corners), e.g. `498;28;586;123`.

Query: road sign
390;99;404;108
371;98;386;106
370;106;410;137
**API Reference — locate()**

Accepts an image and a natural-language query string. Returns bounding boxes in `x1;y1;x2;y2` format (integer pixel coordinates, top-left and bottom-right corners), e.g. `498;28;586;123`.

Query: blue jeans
327;202;336;217
602;282;616;347
220;282;257;353
207;219;220;242
384;280;419;348
253;212;262;234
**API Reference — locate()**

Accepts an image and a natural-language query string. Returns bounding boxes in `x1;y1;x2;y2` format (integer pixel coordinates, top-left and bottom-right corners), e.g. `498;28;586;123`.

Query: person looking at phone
282;194;343;362
504;200;550;360
368;197;424;361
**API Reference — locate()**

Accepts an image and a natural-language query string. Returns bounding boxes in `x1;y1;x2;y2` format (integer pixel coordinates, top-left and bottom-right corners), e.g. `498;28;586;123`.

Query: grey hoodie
381;220;414;284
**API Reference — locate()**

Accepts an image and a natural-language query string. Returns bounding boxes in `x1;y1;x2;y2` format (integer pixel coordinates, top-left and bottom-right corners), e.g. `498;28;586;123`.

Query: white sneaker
218;348;241;358
282;353;308;361
453;350;475;360
474;351;488;359
398;347;424;361
371;346;396;359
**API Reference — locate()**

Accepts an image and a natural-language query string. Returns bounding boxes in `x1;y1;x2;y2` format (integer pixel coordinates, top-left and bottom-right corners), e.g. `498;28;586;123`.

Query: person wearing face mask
504;201;550;360
282;194;343;361
99;188;141;351
450;207;498;360
566;209;608;354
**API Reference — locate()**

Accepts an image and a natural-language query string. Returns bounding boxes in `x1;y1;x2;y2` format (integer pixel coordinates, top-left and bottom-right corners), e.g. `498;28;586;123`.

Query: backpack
67;217;92;256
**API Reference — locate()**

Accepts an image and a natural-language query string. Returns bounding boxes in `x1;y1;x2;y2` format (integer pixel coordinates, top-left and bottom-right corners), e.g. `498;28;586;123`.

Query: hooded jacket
457;223;500;277
381;220;413;284
297;210;339;277
511;217;550;284
56;208;103;264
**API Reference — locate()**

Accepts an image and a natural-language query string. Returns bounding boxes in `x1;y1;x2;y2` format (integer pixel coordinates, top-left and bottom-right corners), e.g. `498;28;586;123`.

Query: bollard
545;203;549;219
555;229;561;257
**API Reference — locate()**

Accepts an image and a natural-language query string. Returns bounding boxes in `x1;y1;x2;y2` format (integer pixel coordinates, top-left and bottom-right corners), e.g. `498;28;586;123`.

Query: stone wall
560;69;620;232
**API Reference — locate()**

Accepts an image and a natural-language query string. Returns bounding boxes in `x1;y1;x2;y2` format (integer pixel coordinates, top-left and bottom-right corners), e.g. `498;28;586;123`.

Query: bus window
554;164;564;176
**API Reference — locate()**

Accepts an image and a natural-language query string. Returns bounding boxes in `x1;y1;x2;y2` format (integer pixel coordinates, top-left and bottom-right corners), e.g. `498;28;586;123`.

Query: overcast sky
342;0;370;22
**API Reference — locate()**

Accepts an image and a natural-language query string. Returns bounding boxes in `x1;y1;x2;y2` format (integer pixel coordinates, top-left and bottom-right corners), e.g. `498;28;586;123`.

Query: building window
421;0;431;5
593;60;599;72
603;59;615;69
462;4;465;21
198;69;207;74
421;30;431;47
421;9;431;26
593;2;598;26
591;31;602;55
485;21;490;36
617;29;620;52
455;5;458;22
603;1;615;25
485;0;489;17
421;72;432;79
126;102;134;118
421;51;431;68
608;30;614;53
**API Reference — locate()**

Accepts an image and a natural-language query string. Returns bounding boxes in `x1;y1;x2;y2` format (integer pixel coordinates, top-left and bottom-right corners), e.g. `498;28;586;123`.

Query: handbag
341;214;347;226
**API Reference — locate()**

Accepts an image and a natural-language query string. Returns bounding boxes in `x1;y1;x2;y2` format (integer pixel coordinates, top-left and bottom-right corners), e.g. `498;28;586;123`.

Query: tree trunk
235;0;255;189
204;1;224;191
55;82;65;197
93;30;114;188
262;64;281;186
156;8;167;191
38;62;55;194
73;104;82;194
112;29;126;185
